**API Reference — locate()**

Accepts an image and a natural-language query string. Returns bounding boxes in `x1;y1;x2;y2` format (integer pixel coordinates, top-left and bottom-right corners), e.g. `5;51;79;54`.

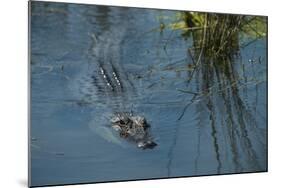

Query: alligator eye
120;120;125;124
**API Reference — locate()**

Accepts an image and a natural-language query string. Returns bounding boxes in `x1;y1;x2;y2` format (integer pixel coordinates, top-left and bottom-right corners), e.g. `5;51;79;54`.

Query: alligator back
77;29;137;110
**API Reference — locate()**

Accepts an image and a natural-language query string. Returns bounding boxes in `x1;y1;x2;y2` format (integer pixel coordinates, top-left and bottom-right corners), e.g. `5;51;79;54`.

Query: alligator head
110;112;157;149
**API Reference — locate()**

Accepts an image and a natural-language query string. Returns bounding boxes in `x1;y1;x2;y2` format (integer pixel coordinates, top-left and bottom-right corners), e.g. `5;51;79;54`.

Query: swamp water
30;2;267;186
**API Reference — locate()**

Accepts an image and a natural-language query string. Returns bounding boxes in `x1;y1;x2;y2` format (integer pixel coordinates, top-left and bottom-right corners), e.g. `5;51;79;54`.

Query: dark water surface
30;2;267;186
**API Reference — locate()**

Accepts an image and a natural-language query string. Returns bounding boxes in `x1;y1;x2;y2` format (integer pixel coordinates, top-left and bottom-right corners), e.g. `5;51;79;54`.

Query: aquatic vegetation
171;12;267;173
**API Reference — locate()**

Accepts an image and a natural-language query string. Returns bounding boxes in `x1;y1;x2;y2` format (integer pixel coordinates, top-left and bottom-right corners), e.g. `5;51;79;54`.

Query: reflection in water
178;14;266;173
30;2;267;186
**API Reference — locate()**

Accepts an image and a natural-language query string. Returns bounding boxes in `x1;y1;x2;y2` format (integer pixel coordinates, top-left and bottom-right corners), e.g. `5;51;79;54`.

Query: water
30;2;267;187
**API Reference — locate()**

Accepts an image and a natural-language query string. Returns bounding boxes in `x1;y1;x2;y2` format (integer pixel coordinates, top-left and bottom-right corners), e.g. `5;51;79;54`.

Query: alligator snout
110;112;157;149
137;140;157;149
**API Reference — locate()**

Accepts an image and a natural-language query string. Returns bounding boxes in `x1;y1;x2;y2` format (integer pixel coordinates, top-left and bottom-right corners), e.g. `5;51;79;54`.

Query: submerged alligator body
83;31;157;149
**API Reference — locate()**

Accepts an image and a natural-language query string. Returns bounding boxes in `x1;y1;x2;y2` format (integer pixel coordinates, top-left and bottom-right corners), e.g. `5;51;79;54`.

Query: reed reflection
179;13;267;173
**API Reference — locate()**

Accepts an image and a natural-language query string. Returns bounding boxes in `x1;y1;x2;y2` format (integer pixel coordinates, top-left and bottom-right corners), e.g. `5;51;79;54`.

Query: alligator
96;61;157;149
81;31;157;149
